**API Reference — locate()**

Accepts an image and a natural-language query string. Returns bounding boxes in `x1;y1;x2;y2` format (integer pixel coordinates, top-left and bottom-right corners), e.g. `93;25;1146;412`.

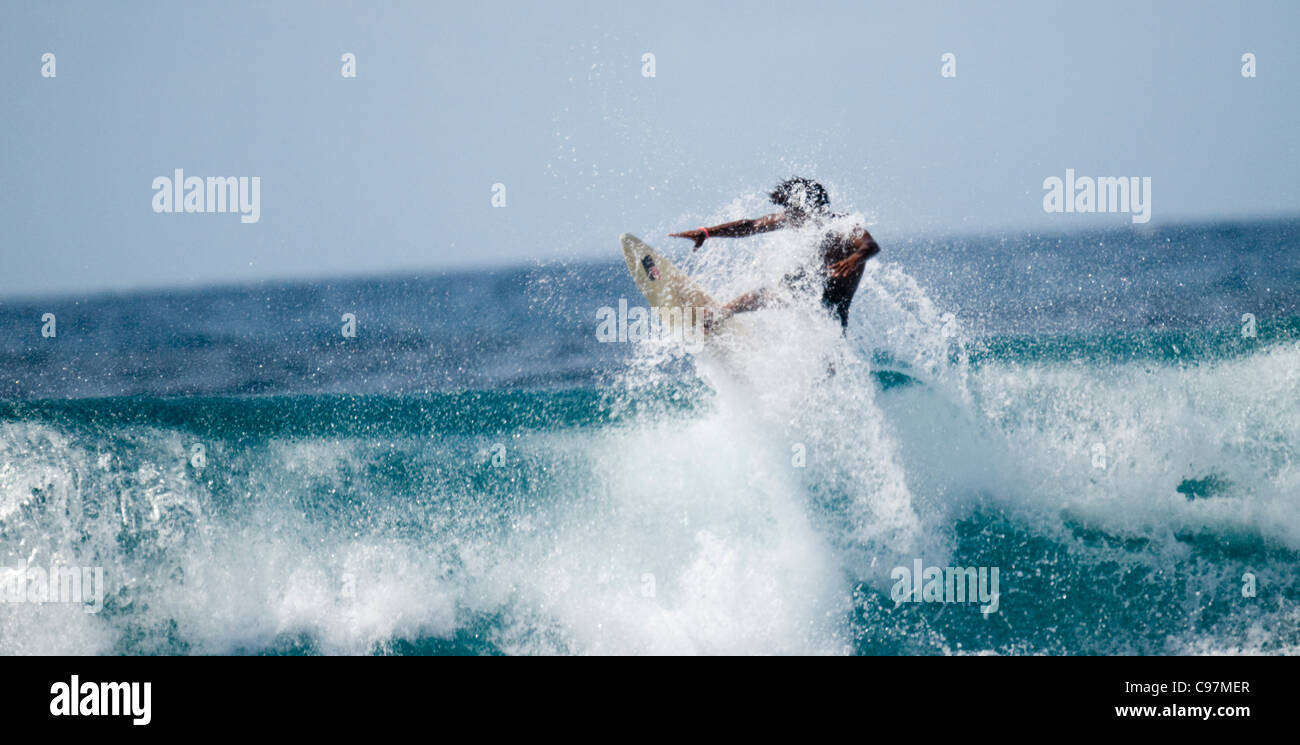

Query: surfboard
619;233;718;337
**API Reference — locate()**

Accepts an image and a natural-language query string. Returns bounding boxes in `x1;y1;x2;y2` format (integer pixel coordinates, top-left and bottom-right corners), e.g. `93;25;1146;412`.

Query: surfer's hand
829;253;865;279
670;230;707;250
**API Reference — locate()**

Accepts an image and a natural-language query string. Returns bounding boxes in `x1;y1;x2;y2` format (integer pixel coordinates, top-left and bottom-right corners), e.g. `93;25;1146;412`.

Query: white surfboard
619;233;718;338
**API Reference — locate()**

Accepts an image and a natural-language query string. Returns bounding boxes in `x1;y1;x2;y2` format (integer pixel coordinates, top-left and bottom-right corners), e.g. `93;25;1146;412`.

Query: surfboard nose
619;232;634;243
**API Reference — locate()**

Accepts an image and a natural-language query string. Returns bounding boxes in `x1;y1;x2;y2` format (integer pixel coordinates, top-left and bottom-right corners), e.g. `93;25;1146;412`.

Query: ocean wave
1;332;1296;654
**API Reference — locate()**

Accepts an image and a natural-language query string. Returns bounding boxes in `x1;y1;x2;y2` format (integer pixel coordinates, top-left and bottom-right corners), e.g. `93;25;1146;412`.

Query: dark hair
769;177;829;215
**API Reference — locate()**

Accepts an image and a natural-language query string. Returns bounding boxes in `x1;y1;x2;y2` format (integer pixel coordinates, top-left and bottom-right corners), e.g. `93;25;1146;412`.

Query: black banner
0;655;1286;733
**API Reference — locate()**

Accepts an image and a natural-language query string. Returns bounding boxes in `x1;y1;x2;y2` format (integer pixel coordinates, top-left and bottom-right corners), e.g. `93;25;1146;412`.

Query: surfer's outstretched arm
670;213;787;249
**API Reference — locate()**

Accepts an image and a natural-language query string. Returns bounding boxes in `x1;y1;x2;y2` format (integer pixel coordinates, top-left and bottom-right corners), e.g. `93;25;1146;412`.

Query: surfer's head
769;177;829;221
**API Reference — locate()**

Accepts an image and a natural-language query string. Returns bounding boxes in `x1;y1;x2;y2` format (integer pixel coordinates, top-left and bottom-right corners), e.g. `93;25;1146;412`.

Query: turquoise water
1;219;1298;654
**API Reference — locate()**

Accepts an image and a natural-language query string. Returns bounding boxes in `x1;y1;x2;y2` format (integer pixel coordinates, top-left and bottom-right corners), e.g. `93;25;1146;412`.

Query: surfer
670;177;880;331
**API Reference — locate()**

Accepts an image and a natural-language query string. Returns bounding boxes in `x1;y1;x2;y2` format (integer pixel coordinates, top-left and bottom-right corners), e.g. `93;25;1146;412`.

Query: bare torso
671;208;881;329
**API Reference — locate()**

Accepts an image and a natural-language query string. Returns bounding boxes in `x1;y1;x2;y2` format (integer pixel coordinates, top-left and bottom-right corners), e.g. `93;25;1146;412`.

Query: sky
1;0;1297;297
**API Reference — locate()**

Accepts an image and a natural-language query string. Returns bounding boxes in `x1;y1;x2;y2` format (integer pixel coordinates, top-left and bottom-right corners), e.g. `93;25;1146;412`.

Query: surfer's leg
704;288;772;333
700;289;768;334
722;289;772;316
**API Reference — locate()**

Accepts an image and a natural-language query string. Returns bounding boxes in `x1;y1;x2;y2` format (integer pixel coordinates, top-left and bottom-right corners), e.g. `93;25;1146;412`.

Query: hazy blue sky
2;0;1297;297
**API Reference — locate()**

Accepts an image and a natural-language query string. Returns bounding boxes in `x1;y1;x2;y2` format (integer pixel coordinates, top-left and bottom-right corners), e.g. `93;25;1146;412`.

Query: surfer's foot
701;307;730;335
